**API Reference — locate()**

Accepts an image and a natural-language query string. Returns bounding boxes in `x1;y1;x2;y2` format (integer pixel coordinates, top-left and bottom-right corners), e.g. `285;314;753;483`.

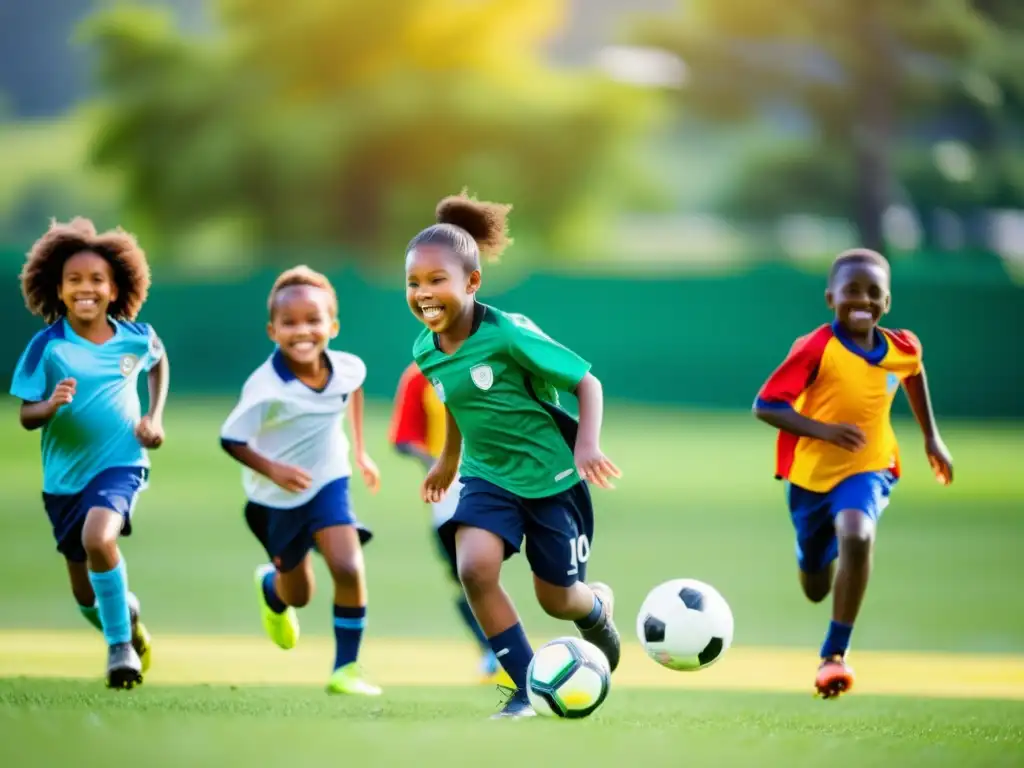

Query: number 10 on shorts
567;534;591;577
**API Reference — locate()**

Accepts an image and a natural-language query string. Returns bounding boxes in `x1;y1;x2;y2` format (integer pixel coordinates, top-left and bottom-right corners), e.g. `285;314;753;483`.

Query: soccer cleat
254;564;299;650
577;582;621;673
491;687;536;719
815;654;855;699
326;663;382;696
106;642;143;690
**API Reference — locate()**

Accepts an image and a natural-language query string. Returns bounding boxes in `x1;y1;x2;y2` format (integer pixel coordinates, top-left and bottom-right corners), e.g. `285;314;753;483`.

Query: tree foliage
82;0;660;264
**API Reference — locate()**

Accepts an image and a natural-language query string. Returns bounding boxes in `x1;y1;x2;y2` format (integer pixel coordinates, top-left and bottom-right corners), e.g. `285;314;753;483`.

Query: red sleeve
886;328;922;357
755;325;833;409
389;364;429;447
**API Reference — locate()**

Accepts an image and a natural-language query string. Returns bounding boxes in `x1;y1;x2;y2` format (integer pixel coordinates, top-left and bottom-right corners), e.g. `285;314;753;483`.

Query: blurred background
0;1;1021;654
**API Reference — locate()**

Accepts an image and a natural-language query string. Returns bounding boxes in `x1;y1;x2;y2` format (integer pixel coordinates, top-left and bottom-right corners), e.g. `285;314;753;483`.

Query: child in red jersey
753;248;953;699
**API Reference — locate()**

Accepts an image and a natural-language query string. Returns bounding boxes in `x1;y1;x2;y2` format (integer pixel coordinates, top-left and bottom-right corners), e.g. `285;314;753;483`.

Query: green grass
0;681;1021;767
1;398;1022;765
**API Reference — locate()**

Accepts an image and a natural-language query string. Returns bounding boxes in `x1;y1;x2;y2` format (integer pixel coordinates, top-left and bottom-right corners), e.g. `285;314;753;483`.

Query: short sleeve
10;333;51;403
220;376;268;443
505;313;591;392
755;326;832;409
886;329;923;376
331;352;367;394
143;325;165;372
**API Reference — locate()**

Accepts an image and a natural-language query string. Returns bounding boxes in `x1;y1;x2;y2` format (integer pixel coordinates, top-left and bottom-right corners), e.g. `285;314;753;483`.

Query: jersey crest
431;377;446;403
119;354;139;376
470;364;494;391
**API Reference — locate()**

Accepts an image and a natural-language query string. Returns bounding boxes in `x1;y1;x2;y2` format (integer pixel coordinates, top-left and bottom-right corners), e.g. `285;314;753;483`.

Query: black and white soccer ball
636;578;734;672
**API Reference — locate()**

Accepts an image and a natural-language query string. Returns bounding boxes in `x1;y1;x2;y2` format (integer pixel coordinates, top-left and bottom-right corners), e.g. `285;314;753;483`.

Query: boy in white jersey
220;266;382;696
10;218;167;689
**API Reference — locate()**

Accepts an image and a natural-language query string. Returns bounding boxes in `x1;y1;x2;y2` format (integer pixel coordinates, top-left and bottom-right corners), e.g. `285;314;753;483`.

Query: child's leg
81;507;131;645
820;509;876;659
314;525;377;683
272;556;316;608
433;525;491;653
65;560;102;630
455;526;532;692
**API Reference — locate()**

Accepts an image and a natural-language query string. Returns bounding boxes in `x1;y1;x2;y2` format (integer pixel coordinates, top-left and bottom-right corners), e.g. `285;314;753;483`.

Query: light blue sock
88;560;132;646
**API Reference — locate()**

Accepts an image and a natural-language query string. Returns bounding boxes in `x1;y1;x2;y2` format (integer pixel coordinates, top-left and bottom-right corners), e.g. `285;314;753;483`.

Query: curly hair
267;265;338;317
20;218;151;323
406;190;513;272
828;248;891;285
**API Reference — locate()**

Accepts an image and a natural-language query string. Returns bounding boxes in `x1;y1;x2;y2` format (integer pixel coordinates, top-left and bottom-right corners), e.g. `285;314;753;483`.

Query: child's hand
134;415;165;449
574;443;622;490
925;434;953;485
46;378;76;415
422;458;458;503
357;452;381;494
268;462;313;493
820;423;867;452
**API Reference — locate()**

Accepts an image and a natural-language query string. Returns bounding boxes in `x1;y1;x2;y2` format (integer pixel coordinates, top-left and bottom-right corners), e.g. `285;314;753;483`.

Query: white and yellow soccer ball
637;578;734;671
526;637;611;718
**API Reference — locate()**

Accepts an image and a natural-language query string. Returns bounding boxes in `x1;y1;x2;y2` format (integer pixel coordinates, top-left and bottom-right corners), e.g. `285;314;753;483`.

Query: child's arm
349;387;381;493
753;329;866;451
135;348;169;448
19;378;76;430
422;407;460;503
574;372;621;489
902;365;953;484
221;440;313;493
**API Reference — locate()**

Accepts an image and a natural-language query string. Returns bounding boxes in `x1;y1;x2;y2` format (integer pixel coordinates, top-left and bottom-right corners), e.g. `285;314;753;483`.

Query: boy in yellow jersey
389;362;507;684
754;249;953;699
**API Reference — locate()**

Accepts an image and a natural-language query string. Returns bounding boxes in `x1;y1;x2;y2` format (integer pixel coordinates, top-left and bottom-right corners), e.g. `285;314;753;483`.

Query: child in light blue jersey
11;218;170;689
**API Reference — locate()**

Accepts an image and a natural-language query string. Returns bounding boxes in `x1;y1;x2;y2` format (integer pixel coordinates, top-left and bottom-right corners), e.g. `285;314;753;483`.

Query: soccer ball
636;578;734;671
526;637;611;718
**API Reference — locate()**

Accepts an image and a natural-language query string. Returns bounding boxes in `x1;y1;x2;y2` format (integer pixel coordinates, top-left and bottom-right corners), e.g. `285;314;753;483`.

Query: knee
457;556;500;598
835;510;875;556
327;554;364;589
81;510;119;559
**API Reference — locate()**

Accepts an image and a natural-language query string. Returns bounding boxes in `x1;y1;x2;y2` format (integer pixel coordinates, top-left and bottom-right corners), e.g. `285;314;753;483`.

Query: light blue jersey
10;318;164;495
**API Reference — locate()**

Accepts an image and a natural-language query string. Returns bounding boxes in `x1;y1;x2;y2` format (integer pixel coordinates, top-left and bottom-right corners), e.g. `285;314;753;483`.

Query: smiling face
405;244;480;334
267;285;338;366
58;251;118;323
827;260;891;337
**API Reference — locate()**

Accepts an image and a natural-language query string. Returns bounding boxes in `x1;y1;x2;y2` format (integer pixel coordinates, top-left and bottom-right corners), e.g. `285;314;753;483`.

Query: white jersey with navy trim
221;348;366;509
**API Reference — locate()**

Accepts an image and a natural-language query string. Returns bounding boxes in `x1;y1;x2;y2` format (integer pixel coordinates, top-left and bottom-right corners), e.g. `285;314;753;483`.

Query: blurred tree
81;0;661;264
632;0;1023;252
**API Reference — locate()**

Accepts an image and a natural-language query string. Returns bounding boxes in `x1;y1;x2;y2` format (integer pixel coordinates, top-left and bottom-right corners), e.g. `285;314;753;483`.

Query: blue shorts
244;477;372;573
437;476;595;588
42;466;149;563
787;470;896;574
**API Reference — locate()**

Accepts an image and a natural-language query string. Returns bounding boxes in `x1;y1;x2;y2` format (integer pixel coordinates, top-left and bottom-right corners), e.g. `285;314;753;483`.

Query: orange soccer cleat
815;654;855;699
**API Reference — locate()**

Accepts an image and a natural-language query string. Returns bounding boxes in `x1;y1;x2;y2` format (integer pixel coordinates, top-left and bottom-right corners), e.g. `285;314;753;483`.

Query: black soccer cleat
577;582;621;673
106;642;143;690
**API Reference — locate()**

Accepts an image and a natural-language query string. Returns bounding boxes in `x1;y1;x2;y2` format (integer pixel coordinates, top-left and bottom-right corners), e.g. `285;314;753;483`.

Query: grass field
0;397;1022;766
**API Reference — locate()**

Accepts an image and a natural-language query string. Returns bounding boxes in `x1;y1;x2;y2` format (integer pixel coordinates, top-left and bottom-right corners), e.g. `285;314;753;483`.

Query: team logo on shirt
431;377;446;403
119;354;139;376
886;372;899;394
470;364;494;391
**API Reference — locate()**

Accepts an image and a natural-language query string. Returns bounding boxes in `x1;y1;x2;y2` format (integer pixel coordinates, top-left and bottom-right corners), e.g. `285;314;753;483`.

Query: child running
220;266;382;696
389;361;505;684
10;217;168;689
753;248;954;699
405;192;622;719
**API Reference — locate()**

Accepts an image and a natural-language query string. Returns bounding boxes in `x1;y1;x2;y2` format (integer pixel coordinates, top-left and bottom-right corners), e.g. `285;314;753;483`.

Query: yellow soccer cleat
326;663;382;696
254;565;299;650
131;620;152;674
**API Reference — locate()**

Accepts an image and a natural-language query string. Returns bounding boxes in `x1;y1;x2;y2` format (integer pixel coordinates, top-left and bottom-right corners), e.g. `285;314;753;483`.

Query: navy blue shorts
787;470;896;574
244;477;372;573
437;476;595;588
42;466;149;563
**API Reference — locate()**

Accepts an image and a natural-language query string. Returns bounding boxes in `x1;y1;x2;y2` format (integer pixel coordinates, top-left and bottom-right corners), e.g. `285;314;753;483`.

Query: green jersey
412;303;591;499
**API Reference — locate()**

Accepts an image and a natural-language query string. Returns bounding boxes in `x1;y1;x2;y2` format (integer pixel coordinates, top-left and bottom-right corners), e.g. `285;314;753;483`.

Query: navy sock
333;605;367;670
574;594;604;631
820;620;854;658
261;571;287;614
88;560;131;646
488;623;533;691
456;595;490;651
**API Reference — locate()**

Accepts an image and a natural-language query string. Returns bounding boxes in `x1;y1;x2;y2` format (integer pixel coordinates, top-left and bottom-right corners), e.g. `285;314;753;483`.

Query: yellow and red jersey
755;321;923;492
389;362;446;459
